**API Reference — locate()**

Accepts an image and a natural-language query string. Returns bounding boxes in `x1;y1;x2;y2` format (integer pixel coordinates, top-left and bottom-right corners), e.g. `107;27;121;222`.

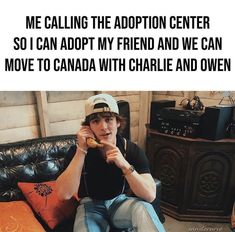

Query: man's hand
100;140;130;170
77;126;95;150
101;140;156;202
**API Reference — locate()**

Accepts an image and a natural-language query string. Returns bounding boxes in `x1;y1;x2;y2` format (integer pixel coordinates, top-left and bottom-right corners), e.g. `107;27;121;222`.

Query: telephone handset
86;137;103;148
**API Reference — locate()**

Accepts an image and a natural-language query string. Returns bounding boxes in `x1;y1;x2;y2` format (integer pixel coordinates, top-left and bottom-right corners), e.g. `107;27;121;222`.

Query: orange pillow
0;201;45;232
18;181;78;229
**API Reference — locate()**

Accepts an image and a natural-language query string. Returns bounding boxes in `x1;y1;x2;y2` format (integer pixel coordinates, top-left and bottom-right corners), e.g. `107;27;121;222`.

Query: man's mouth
100;132;111;137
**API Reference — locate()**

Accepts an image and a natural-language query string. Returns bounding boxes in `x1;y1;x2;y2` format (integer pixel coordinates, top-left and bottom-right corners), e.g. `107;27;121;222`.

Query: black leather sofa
0;135;164;232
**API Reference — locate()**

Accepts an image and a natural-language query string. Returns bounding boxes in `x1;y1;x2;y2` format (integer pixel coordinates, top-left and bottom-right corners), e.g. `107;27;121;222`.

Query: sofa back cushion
0;135;76;201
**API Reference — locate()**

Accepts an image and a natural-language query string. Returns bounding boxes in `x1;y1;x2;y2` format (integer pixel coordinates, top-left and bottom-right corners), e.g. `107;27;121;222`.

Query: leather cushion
0;135;75;201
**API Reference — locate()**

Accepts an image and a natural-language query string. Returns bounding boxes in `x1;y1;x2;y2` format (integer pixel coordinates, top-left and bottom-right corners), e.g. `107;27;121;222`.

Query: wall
47;91;95;136
0;91;145;146
47;91;143;144
0;92;39;143
0;91;234;146
152;91;235;107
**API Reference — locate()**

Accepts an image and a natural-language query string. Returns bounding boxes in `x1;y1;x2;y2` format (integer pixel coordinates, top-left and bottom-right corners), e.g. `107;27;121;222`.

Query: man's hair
82;112;126;133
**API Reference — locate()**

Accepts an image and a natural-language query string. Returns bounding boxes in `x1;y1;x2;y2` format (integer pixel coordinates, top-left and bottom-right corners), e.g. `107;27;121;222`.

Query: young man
56;93;165;232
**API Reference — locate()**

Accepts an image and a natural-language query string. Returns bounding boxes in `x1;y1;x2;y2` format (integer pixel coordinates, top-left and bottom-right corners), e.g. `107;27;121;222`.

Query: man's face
89;113;120;144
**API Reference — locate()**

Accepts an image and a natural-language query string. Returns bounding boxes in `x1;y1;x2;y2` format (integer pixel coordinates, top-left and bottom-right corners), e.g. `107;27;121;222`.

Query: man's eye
105;117;113;122
92;119;99;124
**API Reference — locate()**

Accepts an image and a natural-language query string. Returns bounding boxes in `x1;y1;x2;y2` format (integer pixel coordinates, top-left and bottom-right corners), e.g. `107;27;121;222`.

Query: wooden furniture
146;126;235;222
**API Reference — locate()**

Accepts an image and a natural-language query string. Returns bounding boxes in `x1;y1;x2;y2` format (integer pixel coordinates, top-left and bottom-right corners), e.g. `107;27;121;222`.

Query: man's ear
117;121;121;128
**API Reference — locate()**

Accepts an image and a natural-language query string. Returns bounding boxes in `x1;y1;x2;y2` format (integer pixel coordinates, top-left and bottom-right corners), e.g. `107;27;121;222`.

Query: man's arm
123;169;156;202
102;140;156;202
56;126;93;200
56;148;86;200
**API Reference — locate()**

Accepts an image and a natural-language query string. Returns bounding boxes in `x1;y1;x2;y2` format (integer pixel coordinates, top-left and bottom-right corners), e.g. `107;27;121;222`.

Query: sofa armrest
151;179;165;223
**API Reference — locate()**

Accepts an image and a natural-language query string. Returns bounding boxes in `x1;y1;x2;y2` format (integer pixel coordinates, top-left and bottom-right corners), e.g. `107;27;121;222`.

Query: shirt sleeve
126;141;150;174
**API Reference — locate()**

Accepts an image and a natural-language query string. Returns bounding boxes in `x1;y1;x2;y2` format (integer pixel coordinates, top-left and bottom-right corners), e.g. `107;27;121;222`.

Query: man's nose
99;119;108;130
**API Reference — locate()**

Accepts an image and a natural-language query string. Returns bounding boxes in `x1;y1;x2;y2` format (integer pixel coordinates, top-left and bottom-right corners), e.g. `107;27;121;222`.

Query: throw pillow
18;181;78;229
0;201;45;232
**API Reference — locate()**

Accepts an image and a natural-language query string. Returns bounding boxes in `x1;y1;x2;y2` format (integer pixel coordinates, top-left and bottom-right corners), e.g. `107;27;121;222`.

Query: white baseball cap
85;94;119;117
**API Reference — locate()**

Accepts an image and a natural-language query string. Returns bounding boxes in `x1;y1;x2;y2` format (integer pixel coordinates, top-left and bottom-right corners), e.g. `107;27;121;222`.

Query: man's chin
99;136;113;143
100;137;110;142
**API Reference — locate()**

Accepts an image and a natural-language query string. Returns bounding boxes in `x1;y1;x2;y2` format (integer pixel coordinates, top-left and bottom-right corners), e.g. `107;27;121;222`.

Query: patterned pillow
18;181;78;229
0;201;45;232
